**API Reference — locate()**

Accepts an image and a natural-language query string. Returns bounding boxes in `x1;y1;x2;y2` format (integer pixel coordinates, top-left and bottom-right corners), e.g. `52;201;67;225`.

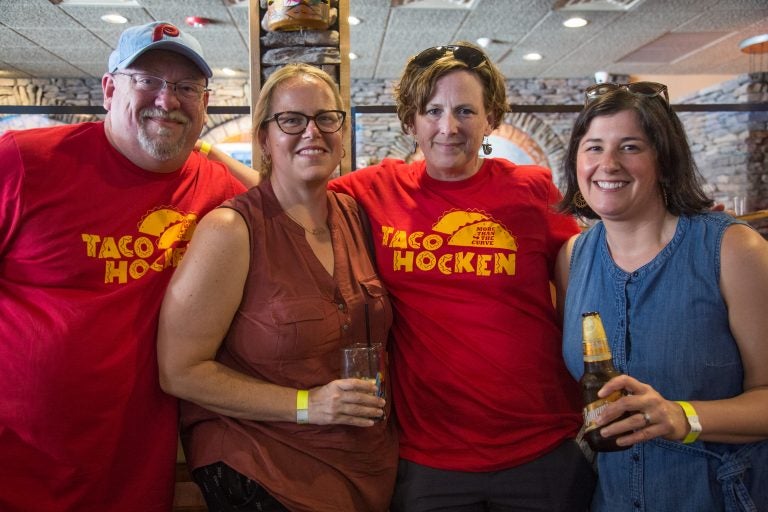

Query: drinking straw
365;303;371;348
365;303;374;376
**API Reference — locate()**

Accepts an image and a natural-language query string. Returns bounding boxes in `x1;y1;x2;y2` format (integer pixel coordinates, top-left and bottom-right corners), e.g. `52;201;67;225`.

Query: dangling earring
660;184;669;208
481;136;493;156
573;191;588;209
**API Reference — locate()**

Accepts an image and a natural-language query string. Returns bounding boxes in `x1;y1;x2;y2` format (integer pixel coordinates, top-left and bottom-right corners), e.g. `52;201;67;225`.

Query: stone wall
0;76;251;135
2;72;765;230
677;76;768;214
349;75;768;216
0;77;105;127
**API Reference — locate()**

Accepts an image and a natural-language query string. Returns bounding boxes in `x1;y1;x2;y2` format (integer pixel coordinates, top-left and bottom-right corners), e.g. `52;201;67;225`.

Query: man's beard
137;107;192;161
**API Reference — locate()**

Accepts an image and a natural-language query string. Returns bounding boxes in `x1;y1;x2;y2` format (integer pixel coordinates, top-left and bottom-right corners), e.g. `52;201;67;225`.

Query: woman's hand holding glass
305;379;385;427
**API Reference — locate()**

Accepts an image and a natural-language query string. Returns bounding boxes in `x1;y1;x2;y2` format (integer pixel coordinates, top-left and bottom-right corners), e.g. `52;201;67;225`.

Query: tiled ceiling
0;0;766;81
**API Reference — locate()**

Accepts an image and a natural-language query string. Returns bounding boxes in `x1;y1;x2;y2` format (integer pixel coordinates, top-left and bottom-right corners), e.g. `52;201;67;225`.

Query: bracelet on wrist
675;401;702;444
296;389;309;424
198;141;212;156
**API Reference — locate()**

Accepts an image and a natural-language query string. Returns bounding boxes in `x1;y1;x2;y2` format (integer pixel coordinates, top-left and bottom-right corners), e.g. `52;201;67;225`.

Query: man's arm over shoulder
199;143;261;190
192;151;249;198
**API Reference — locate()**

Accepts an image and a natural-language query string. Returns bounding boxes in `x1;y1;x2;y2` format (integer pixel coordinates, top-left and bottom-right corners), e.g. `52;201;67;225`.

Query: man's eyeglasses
113;72;209;101
584;82;669;106
264;110;346;135
412;45;487;69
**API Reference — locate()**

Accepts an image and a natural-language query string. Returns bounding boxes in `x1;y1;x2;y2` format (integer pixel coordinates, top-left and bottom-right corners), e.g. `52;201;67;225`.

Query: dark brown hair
559;89;713;219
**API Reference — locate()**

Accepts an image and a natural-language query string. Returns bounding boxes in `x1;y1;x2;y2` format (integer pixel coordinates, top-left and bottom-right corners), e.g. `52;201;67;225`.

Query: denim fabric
562;213;768;512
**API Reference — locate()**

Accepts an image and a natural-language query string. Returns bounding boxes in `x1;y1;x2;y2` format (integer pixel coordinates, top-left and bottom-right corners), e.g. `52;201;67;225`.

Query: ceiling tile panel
2;46;65;63
374;7;470;77
0;0;80;29
18;62;87;78
15;27;111;50
348;3;391;77
0;25;36;46
677;8;768;32
0;0;764;80
227;5;250;30
637;0;722;12
60;5;153;31
455;0;550;44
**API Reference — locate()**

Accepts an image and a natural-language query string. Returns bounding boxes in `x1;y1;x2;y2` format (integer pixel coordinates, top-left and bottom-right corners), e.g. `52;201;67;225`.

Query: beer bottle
580;311;630;452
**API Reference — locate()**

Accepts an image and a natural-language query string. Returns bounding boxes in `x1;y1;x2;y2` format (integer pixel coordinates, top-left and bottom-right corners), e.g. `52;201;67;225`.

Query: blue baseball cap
108;21;212;78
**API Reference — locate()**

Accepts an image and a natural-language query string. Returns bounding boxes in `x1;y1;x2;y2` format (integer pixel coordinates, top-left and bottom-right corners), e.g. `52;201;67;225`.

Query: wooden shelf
247;0;350;173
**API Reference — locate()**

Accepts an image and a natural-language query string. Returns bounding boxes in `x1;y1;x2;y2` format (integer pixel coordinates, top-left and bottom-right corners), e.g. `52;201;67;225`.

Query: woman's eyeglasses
584;82;669;106
264;110;346;135
412;45;487;69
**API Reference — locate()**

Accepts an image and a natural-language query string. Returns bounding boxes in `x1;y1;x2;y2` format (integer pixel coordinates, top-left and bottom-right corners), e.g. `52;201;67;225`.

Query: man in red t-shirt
0;21;247;511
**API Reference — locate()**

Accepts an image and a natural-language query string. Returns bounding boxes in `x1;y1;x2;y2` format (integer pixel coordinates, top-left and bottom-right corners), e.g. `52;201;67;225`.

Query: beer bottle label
582;339;612;362
582;390;623;432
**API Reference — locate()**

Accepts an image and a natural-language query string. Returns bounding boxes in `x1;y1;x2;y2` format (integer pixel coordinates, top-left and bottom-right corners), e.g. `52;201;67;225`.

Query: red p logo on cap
152;23;180;42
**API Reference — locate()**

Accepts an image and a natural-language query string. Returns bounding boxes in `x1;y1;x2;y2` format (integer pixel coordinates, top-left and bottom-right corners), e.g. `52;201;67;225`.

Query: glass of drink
340;343;385;399
733;195;746;216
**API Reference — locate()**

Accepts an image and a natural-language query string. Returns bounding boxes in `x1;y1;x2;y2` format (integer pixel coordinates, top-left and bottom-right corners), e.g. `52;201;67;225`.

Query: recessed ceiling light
523;52;542;61
349;52;359;60
221;67;238;76
185;16;210;28
563;17;588;28
348;16;361;26
101;13;128;24
476;37;492;48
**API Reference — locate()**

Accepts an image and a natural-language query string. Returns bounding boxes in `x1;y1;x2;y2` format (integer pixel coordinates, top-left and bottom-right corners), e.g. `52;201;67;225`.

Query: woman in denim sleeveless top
555;82;768;512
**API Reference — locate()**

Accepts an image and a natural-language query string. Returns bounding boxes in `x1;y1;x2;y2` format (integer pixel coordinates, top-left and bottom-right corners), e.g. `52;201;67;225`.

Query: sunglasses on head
584;82;669;106
412;45;488;69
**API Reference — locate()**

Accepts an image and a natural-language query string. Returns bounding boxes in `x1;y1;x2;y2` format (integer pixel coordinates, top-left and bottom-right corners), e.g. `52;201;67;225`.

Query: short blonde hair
252;64;345;175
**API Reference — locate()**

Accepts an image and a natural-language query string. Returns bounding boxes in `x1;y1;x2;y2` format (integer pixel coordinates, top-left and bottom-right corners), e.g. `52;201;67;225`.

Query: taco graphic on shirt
432;210;517;250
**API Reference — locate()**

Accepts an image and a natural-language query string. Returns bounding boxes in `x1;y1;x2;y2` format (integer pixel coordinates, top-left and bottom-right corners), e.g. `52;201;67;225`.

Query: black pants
390;440;596;512
192;462;290;512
